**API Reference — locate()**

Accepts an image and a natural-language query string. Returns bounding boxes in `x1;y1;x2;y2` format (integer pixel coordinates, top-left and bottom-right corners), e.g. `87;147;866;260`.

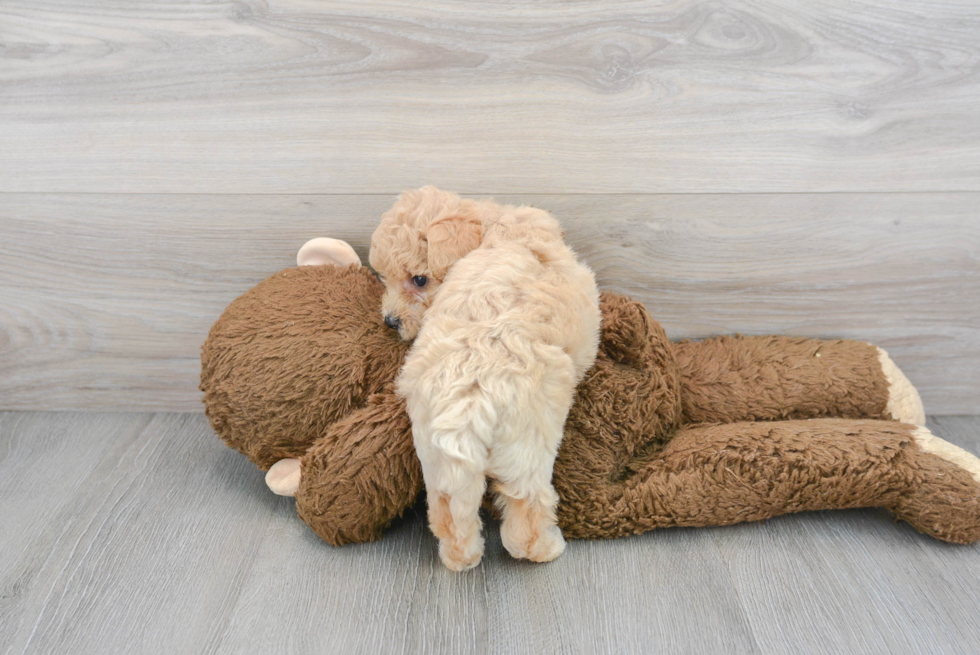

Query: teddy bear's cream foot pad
913;426;980;484
878;347;926;426
266;458;302;496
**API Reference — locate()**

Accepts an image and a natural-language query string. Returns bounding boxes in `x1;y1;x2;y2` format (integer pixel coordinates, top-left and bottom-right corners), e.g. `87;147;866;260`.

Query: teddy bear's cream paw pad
296;238;362;268
266;458;302;496
912;427;980;484
877;347;926;426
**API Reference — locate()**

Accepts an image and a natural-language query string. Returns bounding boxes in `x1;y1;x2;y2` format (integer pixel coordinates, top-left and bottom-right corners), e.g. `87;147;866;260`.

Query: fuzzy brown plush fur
201;261;980;547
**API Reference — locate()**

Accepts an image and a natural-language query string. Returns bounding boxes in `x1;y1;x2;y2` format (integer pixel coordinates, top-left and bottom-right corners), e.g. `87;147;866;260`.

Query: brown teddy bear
200;238;980;548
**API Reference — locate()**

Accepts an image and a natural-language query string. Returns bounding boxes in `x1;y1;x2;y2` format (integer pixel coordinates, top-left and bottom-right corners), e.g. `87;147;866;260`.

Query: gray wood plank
213;507;758;655
713;513;980;655
1;1;979;194
482;527;759;654
2;412;980;653
1;192;977;413
0;412;277;655
0;411;152;648
212;505;492;655
0;412;147;566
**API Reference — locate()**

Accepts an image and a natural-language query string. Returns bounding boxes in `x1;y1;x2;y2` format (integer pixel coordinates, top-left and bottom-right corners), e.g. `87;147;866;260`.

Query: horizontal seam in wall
1;190;980;197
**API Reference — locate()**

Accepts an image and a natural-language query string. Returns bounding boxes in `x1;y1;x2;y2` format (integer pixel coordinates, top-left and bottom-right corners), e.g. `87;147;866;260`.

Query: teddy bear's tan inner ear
296;238;362;268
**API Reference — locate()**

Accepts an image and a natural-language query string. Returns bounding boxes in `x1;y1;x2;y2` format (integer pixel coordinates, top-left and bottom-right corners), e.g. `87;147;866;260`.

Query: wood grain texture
0;411;153;644
1;192;977;413
2;411;980;654
481;527;759;654
0;412;278;655
1;0;979;194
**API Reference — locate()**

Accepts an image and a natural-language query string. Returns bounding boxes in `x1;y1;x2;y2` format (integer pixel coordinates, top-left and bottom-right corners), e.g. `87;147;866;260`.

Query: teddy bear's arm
556;418;980;544
551;293;683;485
672;336;924;426
294;391;423;547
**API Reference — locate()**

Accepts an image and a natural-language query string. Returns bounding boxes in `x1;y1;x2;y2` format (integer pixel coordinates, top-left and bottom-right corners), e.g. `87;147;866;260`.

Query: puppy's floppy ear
426;215;483;279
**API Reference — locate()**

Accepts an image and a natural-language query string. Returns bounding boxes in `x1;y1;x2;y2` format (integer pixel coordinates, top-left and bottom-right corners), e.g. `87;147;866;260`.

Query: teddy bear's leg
673;336;924;425
549;295;682;481
291;393;423;547
890;425;980;543
556;419;980;544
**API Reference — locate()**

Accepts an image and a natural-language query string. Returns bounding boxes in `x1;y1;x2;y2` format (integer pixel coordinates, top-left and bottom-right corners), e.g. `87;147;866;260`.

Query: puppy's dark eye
412;275;428;288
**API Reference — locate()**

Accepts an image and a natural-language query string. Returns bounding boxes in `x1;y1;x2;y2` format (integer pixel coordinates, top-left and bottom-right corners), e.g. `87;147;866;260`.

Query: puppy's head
369;186;485;340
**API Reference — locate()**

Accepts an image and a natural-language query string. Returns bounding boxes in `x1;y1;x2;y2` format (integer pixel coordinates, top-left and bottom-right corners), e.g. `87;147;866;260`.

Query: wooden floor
1;411;979;654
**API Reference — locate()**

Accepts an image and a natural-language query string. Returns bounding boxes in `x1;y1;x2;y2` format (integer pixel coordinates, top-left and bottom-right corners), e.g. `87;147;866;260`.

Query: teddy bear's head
200;240;410;470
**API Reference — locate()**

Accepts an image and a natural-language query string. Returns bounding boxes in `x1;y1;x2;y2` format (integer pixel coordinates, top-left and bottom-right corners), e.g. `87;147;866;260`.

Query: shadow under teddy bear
200;238;980;548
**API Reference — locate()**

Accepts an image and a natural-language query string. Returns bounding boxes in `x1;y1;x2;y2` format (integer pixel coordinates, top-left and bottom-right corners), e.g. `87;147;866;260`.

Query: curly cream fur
370;187;600;570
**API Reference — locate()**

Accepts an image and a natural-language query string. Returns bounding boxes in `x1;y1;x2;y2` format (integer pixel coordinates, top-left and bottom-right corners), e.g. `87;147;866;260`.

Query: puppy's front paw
438;534;484;572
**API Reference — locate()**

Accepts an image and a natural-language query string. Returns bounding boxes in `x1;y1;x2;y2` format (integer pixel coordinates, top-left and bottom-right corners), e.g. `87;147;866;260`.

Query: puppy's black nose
384;315;401;330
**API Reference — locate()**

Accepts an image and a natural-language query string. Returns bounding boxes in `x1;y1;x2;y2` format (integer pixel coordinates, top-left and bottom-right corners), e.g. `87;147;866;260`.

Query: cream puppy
369;187;600;571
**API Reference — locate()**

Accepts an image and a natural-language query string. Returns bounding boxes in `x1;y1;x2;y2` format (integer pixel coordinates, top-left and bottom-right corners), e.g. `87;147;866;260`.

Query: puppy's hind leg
427;479;487;571
411;380;497;571
494;358;576;563
493;440;566;564
421;451;488;572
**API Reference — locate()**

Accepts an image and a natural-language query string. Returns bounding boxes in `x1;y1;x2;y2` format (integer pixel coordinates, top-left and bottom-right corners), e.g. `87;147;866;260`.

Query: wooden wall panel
1;0;978;193
1;192;976;413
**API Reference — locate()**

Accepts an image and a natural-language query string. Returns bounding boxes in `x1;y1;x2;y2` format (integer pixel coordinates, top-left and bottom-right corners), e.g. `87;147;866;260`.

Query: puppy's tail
427;388;498;466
